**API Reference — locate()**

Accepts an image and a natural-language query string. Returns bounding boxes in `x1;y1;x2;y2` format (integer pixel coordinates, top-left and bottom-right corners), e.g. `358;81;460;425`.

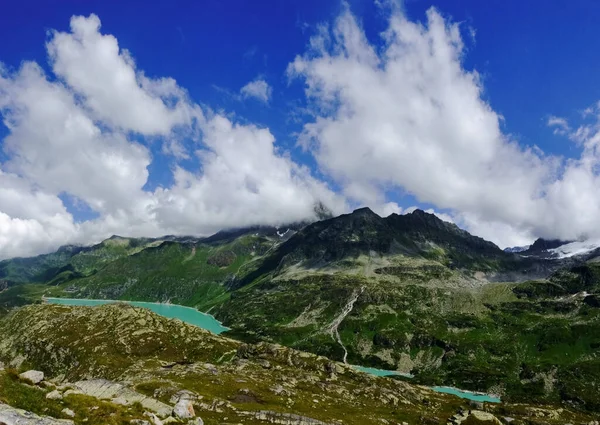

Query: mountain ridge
1;208;600;413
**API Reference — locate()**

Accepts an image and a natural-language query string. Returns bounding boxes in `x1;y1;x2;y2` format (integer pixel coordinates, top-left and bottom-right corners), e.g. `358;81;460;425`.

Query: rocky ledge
0;403;74;425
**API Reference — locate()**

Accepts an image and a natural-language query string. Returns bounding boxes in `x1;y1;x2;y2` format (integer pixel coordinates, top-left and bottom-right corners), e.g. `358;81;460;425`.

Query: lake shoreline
45;297;501;403
350;365;501;403
44;297;230;334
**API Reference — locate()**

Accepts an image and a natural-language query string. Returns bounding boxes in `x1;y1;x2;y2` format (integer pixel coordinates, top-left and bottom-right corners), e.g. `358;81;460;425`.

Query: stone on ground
46;390;63;400
61;408;75;418
0;402;74;424
173;398;195;419
19;370;44;384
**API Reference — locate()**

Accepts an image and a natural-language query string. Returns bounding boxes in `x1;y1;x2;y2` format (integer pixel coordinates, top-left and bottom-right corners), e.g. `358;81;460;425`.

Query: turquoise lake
44;298;230;335
351;365;500;403
351;365;414;378
46;298;500;403
430;386;501;403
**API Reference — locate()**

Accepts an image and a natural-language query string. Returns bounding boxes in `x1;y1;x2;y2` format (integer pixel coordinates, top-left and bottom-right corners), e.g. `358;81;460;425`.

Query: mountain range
1;208;600;423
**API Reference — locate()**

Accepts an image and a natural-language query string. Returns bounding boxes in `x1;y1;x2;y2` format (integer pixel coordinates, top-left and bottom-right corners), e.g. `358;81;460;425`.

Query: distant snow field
548;240;600;259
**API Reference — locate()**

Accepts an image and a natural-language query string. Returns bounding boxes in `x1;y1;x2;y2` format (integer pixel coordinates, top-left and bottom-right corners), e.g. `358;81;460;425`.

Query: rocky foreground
0;303;597;425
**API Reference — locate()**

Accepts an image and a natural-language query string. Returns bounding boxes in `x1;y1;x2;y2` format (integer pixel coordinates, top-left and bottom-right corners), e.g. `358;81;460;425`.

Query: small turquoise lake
45;298;230;335
430;386;501;403
351;365;500;403
352;365;413;378
45;298;500;403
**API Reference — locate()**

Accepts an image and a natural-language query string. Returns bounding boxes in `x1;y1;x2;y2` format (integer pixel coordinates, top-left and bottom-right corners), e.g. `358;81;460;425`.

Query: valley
1;209;600;424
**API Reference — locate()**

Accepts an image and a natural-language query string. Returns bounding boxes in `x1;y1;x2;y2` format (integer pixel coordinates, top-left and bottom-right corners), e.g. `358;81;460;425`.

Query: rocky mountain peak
525;238;571;253
350;207;380;217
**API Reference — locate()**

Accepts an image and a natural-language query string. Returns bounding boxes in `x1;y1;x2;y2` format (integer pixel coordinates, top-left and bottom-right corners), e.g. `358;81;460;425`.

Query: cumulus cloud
151;115;344;235
240;78;272;103
288;5;600;248
0;62;151;213
47;14;197;135
0;14;341;259
0;170;78;258
4;7;600;259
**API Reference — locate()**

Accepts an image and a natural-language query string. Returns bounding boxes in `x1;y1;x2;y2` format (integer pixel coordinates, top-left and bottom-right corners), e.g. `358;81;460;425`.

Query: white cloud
547;115;570;135
240;78;272;103
0;62;151;214
47;14;198;135
288;6;600;248
372;202;403;217
453;213;535;248
0;169;78;258
152;115;345;235
0;14;342;259
5;8;600;259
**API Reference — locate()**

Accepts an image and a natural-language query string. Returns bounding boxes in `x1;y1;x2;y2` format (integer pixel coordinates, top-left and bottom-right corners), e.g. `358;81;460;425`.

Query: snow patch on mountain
504;245;530;253
548;240;600;259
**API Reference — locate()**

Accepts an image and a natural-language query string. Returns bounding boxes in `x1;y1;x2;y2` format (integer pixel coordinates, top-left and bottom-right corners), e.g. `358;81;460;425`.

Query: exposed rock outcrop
0;403;74;425
72;379;171;417
240;410;334;425
45;390;62;400
60;409;74;418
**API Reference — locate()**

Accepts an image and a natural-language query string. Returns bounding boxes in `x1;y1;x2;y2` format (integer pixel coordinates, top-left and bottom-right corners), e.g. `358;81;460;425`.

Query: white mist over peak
548;240;600;259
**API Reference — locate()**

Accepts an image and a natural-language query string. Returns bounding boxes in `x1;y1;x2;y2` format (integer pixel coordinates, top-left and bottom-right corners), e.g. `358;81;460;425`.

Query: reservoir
45;298;499;403
351;365;413;378
430;386;501;403
44;297;230;335
351;365;500;403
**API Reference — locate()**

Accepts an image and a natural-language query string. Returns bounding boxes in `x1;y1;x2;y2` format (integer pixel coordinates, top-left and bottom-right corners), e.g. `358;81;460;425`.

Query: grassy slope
1;219;599;413
60;234;277;308
214;260;600;411
0;370;147;425
0;303;596;425
0;234;275;312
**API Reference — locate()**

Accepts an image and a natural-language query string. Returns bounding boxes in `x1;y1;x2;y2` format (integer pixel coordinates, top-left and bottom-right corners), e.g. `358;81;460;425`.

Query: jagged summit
235;206;514;287
525;238;571;253
350;206;379;216
519;237;600;259
504;245;530;253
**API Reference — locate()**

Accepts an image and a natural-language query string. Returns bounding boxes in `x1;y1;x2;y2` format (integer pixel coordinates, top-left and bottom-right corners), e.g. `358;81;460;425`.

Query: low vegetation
1;209;599;419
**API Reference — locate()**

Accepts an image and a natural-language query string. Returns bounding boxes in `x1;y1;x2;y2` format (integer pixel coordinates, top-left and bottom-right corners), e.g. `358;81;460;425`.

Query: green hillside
1;209;599;414
0;303;596;425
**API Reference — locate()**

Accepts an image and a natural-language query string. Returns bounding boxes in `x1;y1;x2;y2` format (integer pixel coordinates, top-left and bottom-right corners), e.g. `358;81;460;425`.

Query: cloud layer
289;5;600;247
0;14;343;259
2;7;600;259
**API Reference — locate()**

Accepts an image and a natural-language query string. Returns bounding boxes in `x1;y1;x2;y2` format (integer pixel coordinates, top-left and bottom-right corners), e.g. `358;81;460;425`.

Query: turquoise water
352;365;413;378
430;386;500;403
46;298;499;402
352;365;500;403
45;298;230;335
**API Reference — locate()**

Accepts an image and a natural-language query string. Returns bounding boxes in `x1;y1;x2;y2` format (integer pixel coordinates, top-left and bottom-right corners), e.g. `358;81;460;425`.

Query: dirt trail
182;246;196;263
326;286;365;363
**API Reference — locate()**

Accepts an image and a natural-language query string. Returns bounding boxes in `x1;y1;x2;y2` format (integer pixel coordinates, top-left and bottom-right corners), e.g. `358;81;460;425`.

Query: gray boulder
60;409;75;418
46;390;63;400
0;403;74;424
19;370;44;384
173;398;195;419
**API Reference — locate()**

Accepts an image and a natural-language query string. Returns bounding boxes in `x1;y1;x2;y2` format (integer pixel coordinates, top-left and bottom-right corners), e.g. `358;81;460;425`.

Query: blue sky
4;0;599;157
2;0;600;257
